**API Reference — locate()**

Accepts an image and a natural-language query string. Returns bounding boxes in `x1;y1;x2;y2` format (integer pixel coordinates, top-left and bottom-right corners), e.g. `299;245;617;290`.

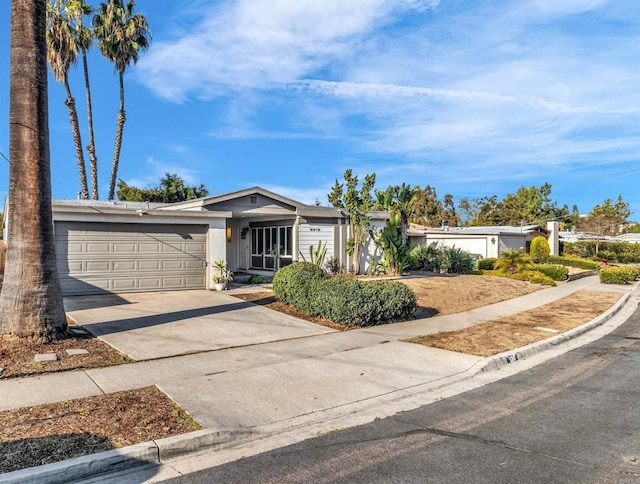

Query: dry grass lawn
0;386;201;474
401;274;541;318
407;289;622;356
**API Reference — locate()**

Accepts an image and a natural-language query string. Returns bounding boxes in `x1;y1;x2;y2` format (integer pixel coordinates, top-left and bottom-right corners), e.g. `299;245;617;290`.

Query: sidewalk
1;275;638;482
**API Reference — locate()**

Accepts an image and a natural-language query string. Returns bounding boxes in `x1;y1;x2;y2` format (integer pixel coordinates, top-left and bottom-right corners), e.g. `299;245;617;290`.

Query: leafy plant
298;241;328;266
272;262;328;313
440;246;474;274
212;260;233;284
477;258;497;271
599;266;640;284
510;270;556;286
494;249;532;274
370;214;408;276
324;256;344;275
249;275;265;284
407;244;440;272
529;236;550;263
530;264;568;281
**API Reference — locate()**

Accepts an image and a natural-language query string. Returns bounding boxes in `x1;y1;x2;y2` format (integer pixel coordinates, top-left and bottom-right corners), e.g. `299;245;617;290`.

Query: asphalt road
167;305;640;484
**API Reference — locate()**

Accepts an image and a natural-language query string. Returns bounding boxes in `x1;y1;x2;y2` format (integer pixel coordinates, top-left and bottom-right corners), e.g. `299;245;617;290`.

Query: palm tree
69;0;100;200
0;0;67;339
494;248;532;274
93;0;150;201
46;0;89;199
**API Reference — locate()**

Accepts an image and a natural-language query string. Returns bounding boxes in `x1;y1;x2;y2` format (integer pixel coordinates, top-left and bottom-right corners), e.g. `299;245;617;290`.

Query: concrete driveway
64;290;335;360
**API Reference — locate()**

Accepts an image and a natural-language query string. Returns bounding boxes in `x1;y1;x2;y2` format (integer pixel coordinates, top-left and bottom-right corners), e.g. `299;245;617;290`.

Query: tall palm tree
46;0;89;199
93;0;150;201
0;0;67;339
69;0;100;199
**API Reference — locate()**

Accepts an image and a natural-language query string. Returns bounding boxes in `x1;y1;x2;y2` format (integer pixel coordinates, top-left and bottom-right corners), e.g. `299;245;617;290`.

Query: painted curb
481;290;632;372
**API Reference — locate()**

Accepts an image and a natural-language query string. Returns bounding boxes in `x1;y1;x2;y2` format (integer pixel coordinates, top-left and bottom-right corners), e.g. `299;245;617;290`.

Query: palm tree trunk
63;76;89;199
108;71;126;201
0;0;67;340
82;49;99;200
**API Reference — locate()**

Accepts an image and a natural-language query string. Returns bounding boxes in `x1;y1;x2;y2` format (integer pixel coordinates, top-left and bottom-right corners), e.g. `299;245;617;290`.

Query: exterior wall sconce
226;227;232;243
240;227;249;239
491;237;496;244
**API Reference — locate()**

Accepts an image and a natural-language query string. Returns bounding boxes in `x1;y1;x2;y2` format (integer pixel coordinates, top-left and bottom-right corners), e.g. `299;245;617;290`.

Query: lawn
406;289;622;356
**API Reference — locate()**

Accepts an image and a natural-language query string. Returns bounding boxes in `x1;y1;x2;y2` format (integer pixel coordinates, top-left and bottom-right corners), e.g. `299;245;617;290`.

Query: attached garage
55;222;208;296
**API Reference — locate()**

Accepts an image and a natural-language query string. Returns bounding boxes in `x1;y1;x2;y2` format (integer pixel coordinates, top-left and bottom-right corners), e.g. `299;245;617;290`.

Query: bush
547;255;599;270
407;244;439;271
530;236;550;263
530;264;568;281
510;270;556;286
599;266;640;284
272;262;328;313
324;256;344;276
563;241;640;263
310;277;417;326
481;269;509;277
249;275;265;284
440;247;475;274
596;250;617;263
477;258;497;270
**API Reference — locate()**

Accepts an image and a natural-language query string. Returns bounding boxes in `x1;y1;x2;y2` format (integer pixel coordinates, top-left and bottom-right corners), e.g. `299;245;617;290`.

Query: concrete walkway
0;276;628;422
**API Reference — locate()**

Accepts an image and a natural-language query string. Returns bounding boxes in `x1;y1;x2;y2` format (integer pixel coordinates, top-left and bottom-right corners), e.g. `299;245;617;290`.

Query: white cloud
137;0;438;102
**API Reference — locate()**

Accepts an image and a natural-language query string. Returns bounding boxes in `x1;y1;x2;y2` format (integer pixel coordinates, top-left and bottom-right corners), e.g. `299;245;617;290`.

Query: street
166;304;640;483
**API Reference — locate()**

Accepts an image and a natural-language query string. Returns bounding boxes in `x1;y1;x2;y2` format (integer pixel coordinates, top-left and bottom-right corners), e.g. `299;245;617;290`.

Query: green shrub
530;264;568;281
596;250;617;263
599;266;640;284
477;258;497;270
547;255;599;270
249;275;265;284
407;244;439;271
481;269;509;277
563;241;640;263
272;262;328;313
530;236;550;263
310;277;417;326
440;247;475;274
509;271;556;286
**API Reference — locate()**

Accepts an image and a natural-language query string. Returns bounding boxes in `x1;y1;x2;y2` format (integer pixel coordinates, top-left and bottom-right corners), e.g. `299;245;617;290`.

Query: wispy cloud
138;0;439;102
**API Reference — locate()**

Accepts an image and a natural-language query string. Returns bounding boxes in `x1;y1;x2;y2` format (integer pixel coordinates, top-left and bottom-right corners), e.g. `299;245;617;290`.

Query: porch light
491;237;496;244
226;227;232;243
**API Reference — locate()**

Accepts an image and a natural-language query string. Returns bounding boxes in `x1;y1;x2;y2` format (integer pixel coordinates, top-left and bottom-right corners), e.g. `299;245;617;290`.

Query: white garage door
56;222;208;296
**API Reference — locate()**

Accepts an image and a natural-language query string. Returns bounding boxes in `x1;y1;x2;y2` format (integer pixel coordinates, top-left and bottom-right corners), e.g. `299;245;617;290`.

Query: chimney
547;221;559;256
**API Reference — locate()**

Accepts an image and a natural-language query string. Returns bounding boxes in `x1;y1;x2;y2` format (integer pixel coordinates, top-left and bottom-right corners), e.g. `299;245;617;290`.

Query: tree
328;169;376;274
529;235;550;263
46;0;90;199
0;0;67;339
577;195;631;254
374;183;417;244
93;0;150;201
117;172;208;203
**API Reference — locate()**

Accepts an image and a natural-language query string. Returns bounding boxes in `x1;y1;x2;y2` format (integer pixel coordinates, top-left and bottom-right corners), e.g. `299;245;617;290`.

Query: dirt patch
401;274;541;318
0;326;132;379
406;289;622;356
233;292;354;331
0;386;201;474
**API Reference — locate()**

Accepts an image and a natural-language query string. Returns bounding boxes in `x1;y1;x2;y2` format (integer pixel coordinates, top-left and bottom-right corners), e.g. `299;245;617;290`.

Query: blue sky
0;0;638;217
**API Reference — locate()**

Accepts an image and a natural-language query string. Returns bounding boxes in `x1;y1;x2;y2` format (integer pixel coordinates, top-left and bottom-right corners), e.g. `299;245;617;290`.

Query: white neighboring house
4;186;388;296
408;222;559;259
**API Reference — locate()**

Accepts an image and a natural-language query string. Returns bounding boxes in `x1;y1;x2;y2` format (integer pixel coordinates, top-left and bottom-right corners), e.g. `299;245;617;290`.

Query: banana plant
370;214;408;276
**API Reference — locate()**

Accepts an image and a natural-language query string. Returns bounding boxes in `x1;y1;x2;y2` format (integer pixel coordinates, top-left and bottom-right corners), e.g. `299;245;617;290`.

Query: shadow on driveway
82;301;255;336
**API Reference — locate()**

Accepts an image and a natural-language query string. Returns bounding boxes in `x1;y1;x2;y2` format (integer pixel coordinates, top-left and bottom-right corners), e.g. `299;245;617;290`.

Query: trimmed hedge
477;258;497;271
547;255;599;270
272;262;328;313
530;264;569;281
510;270;556;286
563;241;640;263
310;278;417;326
599;266;640;285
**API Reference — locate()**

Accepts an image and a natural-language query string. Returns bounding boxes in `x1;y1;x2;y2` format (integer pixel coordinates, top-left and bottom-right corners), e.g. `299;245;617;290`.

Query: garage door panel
56;222;208;295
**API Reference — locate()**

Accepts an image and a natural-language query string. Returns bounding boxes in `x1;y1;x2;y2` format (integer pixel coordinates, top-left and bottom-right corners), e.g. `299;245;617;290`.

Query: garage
55;222;208;296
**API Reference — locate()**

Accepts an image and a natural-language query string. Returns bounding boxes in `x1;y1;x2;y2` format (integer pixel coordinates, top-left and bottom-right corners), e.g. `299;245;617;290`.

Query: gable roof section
161;186;303;211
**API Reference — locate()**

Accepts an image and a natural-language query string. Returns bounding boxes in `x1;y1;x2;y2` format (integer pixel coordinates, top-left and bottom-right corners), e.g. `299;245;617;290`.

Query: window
250;225;293;269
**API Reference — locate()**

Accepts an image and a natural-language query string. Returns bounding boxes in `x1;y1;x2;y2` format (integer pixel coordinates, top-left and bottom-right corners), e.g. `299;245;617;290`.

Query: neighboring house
18;186;388;296
408;222;559;259
560;231;640;245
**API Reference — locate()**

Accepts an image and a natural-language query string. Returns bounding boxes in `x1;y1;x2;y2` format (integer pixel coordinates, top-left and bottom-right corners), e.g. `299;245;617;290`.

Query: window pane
251;256;263;268
286;227;293;256
265;228;271;253
257;229;264;254
279;227;286;255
